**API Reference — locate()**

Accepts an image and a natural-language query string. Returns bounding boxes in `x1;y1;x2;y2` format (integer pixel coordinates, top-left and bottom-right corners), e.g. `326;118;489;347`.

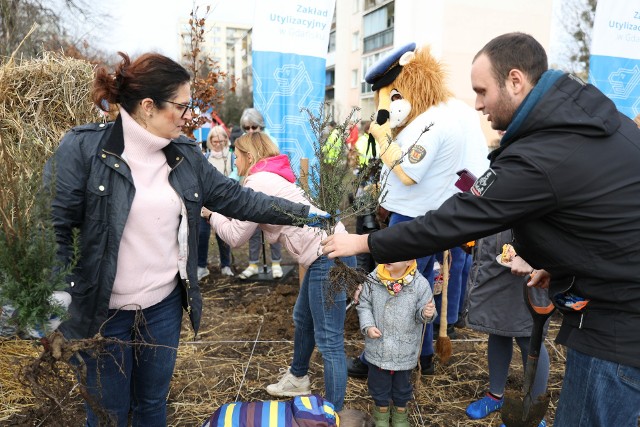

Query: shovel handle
523;281;555;358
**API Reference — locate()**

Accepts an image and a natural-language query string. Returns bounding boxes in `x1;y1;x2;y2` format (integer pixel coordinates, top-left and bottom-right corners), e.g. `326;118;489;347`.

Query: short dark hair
474;32;548;88
92;52;191;115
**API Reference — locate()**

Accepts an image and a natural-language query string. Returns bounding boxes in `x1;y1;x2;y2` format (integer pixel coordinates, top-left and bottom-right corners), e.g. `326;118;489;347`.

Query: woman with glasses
45;52;313;427
237;107;284;280
202;132;356;411
198;125;235;279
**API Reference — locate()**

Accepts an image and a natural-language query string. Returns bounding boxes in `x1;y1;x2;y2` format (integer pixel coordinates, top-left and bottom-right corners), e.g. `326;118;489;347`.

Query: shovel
501;280;555;427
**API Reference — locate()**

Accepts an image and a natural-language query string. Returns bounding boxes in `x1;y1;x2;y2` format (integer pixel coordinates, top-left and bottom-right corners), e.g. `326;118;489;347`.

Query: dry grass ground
0;234;567;426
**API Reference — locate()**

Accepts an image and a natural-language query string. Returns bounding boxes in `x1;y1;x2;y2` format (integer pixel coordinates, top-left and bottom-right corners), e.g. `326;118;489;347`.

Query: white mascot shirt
380;98;489;218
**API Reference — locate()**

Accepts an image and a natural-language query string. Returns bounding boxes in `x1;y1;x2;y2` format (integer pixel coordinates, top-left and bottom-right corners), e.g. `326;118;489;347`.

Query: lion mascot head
367;43;452;138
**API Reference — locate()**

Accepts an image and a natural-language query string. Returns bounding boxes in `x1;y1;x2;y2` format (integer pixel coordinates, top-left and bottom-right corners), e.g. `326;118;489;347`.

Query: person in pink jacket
202;132;356;411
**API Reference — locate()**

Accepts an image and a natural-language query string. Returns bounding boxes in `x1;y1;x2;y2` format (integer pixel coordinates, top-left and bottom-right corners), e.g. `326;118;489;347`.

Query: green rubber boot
391;406;410;427
372;406;390;427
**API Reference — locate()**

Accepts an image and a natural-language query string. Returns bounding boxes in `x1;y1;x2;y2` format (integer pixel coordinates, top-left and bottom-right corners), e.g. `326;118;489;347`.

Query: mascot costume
349;43;489;378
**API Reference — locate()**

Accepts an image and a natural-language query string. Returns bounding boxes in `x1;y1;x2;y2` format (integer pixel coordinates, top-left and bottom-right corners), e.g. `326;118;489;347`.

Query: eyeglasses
210;139;225;144
243;125;260;131
159;99;193;118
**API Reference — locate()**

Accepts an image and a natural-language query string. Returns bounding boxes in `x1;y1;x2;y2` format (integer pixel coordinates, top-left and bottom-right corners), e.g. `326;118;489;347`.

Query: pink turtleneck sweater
109;109;181;310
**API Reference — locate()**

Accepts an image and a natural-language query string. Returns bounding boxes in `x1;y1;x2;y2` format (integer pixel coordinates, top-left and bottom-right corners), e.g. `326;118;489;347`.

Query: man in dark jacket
321;32;640;426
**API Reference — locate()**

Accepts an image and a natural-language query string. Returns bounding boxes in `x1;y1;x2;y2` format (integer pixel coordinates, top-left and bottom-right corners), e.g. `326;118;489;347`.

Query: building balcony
363;27;393;54
325;87;334;100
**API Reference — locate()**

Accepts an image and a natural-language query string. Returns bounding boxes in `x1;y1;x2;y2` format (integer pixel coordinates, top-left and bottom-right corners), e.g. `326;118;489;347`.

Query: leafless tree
557;0;598;78
0;0;109;62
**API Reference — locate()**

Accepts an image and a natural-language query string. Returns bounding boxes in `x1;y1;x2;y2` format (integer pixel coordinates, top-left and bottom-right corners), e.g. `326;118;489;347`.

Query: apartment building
328;0;554;141
180;0;554;142
179;19;251;90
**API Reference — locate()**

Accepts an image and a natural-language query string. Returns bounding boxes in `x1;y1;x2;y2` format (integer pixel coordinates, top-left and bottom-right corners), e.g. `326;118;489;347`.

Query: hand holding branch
321;233;370;258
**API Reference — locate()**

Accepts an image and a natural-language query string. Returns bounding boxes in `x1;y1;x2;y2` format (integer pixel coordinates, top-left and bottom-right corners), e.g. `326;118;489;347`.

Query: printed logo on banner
608;65;640;99
589;0;640;119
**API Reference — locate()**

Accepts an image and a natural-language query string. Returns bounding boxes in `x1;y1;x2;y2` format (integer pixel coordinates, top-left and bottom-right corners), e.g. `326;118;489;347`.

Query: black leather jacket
368;74;640;367
46;116;309;339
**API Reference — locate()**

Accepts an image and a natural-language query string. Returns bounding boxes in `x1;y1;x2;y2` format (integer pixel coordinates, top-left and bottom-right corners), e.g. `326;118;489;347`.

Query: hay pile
0;52;100;227
0;53;101;424
0;339;40;423
0;51;99;149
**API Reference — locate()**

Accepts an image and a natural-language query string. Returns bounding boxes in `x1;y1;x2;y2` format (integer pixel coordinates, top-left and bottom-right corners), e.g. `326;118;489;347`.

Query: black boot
454;312;467;328
347;356;369;378
419;355;434;375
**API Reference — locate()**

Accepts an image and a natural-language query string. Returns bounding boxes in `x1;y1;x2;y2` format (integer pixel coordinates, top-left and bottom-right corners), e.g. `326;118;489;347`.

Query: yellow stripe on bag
300;395;312;409
224;403;236;427
269;401;279;427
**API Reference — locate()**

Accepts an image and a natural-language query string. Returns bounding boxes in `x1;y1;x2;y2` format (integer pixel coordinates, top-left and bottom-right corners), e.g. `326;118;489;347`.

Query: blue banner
252;0;335;180
252;52;327;176
590;55;640;119
589;0;640;119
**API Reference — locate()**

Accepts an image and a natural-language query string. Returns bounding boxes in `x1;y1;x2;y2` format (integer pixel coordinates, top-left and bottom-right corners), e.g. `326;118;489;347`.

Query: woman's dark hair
92;52;191;114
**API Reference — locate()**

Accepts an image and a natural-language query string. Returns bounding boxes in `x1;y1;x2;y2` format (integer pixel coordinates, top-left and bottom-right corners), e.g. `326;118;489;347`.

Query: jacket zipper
169;157;192;315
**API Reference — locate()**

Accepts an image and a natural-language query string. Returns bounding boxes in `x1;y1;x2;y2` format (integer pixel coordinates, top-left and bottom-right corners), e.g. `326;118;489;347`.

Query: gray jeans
249;228;282;264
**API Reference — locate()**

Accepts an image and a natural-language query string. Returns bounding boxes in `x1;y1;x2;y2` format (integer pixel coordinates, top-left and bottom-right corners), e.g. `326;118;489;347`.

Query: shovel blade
501;390;550;427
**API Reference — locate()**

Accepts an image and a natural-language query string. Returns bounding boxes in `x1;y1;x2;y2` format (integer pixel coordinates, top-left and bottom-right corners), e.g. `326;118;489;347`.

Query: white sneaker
197;267;210;280
265;369;311;397
220;266;234;277
272;264;283;279
238;264;259;280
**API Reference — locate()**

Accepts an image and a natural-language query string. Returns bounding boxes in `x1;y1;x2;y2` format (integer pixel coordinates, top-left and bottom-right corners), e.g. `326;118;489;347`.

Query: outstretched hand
321;233;370;258
307;206;331;228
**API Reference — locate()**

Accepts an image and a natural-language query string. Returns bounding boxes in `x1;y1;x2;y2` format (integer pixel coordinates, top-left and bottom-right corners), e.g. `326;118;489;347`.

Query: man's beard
491;87;518;131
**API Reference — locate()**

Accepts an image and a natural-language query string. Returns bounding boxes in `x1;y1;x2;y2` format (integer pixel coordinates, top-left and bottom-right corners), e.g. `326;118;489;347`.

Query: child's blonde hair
233;132;280;176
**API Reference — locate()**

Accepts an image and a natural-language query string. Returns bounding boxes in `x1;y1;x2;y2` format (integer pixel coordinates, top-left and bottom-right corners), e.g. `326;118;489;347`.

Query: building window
328;30;336;53
351;69;358;88
363;2;394;54
325;88;335;101
326;68;335;87
352;31;359;51
364;0;388;11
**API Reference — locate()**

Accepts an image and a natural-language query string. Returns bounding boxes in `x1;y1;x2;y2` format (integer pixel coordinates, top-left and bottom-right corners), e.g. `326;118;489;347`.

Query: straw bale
0;338;39;422
0;52;101;232
0;51;100;156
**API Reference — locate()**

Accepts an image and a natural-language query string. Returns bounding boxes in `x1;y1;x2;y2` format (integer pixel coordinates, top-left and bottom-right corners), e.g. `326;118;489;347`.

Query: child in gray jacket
357;259;436;427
